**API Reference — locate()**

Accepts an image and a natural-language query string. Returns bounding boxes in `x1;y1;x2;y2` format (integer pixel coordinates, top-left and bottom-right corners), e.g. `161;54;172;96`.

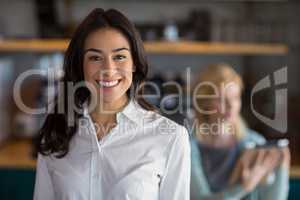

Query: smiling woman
83;28;134;113
33;8;191;200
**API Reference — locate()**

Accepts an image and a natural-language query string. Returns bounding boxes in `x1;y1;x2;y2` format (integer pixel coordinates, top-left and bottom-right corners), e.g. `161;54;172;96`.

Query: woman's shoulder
136;105;190;147
134;106;191;164
150;110;189;138
36;152;56;170
136;102;188;134
241;128;266;147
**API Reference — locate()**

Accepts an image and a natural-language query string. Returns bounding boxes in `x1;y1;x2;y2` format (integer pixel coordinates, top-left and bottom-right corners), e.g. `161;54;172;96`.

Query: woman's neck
197;120;237;148
91;95;129;126
201;134;236;148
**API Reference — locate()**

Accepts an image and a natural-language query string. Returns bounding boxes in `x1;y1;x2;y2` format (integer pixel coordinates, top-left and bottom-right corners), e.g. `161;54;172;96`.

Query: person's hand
229;148;281;192
259;147;283;184
279;147;290;169
229;149;256;186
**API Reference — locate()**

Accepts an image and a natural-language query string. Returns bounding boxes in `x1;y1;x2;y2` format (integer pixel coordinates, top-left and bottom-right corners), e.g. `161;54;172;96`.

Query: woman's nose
225;99;233;110
100;58;117;77
103;57;116;69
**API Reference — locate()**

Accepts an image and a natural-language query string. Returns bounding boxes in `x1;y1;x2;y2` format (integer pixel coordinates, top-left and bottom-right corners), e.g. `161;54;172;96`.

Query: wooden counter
0;139;36;169
291;166;300;178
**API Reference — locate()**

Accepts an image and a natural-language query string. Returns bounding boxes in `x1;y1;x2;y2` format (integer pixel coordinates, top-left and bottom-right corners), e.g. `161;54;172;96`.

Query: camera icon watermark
250;67;287;133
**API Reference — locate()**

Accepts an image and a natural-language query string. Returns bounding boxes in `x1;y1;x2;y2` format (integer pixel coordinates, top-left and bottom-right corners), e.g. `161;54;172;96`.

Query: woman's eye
113;55;126;61
89;55;102;61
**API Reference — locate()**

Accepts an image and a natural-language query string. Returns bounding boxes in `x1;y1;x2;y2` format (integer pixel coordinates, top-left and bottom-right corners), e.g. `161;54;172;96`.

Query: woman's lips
96;79;121;88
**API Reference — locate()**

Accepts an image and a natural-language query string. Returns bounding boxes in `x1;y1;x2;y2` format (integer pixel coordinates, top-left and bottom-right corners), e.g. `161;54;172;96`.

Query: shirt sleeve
191;183;248;200
159;126;191;200
33;154;55;200
257;166;289;200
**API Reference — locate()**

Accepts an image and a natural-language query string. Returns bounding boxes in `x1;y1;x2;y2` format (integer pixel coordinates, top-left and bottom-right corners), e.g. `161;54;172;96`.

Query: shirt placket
87;114;120;200
85;115;102;200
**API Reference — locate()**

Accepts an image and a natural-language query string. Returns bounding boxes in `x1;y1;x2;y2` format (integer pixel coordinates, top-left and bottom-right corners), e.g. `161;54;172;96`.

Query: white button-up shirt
33;100;191;200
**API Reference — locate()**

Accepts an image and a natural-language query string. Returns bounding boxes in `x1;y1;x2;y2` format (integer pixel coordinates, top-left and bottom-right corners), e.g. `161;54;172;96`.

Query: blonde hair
193;63;246;140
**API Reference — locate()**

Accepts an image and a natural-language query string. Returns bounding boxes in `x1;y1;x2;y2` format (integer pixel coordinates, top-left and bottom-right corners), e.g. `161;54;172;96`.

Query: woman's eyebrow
84;48;102;54
112;47;130;52
84;47;130;54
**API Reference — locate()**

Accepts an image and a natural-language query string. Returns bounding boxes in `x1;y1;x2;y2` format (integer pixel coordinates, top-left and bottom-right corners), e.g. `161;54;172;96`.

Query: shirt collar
83;98;145;125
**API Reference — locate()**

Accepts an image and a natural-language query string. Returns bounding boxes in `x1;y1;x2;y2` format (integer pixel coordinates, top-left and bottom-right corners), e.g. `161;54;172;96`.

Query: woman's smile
96;79;122;88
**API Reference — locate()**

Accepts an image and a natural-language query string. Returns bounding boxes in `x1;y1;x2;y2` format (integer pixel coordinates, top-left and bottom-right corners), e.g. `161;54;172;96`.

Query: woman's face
209;82;241;124
83;27;134;105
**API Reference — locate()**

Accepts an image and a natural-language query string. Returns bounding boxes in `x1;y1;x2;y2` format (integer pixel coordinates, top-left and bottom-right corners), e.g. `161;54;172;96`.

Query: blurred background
0;0;299;199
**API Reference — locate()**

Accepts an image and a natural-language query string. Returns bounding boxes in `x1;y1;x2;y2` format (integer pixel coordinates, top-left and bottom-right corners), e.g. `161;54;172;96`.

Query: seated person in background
190;63;290;200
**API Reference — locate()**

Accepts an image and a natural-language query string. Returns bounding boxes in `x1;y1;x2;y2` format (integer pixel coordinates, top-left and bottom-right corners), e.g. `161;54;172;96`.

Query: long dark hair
37;8;154;158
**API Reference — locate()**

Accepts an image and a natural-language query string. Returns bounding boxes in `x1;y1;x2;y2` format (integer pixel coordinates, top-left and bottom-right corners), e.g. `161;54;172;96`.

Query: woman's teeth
97;80;119;87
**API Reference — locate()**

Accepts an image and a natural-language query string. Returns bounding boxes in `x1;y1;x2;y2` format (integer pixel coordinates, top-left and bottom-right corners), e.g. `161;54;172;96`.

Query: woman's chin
224;117;237;125
100;94;127;104
100;96;118;103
